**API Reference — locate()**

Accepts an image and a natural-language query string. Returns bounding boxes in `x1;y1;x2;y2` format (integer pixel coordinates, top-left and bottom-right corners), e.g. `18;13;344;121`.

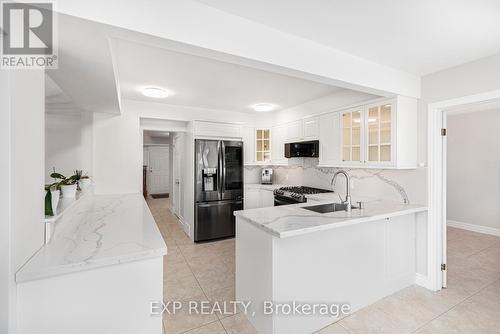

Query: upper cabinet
340;107;364;166
255;129;271;163
319;112;341;166
302;116;319;141
241;96;417;169
241;126;255;165
284;116;319;143
271;124;287;165
339;96;417;169
284;120;302;142
193;121;242;138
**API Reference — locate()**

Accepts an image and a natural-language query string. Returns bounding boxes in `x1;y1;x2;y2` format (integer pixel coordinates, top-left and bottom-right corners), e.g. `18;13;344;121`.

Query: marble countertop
244;183;286;191
16;193;167;283
234;198;427;238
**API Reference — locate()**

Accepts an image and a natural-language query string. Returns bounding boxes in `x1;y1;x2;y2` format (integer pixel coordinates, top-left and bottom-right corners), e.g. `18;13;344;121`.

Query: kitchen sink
302;202;358;213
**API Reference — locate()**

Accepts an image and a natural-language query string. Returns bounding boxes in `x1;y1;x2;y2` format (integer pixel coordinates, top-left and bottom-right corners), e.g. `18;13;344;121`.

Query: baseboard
447;220;500;237
177;215;191;238
415;273;431;289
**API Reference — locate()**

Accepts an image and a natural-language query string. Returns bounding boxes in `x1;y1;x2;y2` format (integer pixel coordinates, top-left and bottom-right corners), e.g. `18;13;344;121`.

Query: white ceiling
195;0;500;75
46;14;121;114
110;38;345;113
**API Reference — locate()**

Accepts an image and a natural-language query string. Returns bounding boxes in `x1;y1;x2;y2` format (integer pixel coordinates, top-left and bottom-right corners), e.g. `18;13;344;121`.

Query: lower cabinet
260;189;275;207
244;188;275;209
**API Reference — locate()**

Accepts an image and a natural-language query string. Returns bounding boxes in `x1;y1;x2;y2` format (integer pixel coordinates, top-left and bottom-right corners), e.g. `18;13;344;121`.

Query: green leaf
50;172;66;180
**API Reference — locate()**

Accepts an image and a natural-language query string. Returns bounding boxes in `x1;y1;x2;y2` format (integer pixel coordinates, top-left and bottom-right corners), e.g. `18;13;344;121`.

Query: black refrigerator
194;139;243;242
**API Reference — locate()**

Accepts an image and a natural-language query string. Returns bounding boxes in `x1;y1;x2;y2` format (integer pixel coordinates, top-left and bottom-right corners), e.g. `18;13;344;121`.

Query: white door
172;137;182;216
148;146;170;195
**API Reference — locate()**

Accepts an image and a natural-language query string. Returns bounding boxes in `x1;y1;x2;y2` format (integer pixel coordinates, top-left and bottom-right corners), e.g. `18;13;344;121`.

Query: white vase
50;190;60;214
60;184;77;198
78;178;92;190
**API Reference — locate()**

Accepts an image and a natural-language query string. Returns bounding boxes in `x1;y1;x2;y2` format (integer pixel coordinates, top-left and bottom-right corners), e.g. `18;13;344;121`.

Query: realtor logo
1;1;57;68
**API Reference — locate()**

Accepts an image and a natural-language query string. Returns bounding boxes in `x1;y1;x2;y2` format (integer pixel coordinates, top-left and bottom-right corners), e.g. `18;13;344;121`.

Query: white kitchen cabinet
271;124;287;164
241;126;255;165
244;188;275;209
255;129;271;163
284;120;302;143
318;112;341;166
244;188;261;209
339;96;417;169
260;189;275;207
283;117;319;143
193;121;242;138
302;116;319;141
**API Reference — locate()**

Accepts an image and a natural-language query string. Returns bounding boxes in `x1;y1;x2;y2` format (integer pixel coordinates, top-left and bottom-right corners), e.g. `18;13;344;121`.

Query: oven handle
274;195;300;206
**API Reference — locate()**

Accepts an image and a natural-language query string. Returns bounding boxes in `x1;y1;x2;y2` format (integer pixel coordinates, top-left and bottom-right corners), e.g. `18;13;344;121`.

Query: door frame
427;89;500;291
172;134;182;217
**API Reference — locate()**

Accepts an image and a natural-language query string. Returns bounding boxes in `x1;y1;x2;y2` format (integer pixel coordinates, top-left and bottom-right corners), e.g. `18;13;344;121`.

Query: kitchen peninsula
235;197;427;334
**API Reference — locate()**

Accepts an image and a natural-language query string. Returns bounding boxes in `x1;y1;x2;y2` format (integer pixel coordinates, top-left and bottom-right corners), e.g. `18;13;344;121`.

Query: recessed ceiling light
252;103;276;112
141;87;170;98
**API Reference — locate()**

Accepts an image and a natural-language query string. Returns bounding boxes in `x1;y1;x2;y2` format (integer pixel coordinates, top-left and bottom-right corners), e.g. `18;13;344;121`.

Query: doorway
145;146;170;196
427;90;500;291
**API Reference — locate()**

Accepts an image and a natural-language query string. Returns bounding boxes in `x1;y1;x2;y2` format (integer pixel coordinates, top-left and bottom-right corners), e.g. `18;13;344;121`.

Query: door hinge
441;263;447;271
441;128;447;136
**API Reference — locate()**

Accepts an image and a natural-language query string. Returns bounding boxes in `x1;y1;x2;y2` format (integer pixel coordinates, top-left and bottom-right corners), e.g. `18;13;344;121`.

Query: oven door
274;195;301;206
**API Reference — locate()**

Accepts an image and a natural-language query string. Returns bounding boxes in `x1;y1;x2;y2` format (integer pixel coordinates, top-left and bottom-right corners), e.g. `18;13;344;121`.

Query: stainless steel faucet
331;170;352;212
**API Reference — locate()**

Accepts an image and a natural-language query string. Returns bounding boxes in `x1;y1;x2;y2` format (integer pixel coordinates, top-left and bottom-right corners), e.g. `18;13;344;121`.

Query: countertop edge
235;205;428;239
16;246;168;283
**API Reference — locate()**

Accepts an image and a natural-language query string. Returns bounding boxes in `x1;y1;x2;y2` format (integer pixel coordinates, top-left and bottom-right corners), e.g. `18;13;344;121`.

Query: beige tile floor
147;198;500;334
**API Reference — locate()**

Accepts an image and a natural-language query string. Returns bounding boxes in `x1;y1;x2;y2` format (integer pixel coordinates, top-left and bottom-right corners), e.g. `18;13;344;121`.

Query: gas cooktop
273;186;332;204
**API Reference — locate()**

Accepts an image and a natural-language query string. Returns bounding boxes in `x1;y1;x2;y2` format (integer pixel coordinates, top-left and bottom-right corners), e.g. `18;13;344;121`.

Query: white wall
0;71;13;334
0;70;45;334
419;53;500;165
447;109;500;231
11;70;46;270
45;112;93;183
422;53;500;103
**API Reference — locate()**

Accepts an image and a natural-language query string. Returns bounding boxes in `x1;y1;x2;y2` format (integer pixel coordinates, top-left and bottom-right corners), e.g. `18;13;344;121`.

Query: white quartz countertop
234;198;427;238
16;193;167;283
244;183;286;191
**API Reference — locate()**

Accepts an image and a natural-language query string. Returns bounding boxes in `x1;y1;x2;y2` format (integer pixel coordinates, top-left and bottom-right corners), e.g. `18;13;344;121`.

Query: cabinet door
366;101;394;166
302;117;319;141
341;107;364;165
241;126;255;165
271;125;287;164
319;112;340;165
255;129;271;163
285;120;302;142
244;189;260;209
259;190;275;207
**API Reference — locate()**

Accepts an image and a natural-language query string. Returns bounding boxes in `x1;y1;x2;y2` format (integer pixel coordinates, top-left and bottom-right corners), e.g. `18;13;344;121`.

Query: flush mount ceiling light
252;103;276;112
141;87;170;98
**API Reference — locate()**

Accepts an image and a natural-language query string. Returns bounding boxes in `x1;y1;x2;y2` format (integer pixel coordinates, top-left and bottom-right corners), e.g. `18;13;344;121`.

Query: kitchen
3;2;500;334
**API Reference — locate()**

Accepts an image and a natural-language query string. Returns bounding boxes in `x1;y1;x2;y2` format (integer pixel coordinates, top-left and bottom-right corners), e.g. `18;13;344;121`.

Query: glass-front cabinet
340;100;395;167
341;108;363;165
367;102;393;164
255;129;271;162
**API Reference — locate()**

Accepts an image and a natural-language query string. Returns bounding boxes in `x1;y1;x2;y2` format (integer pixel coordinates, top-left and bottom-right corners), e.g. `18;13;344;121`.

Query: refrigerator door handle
221;141;226;194
217;141;223;201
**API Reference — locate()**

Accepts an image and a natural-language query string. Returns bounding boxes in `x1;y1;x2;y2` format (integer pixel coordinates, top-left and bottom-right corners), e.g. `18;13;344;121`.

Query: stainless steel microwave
284;140;319;158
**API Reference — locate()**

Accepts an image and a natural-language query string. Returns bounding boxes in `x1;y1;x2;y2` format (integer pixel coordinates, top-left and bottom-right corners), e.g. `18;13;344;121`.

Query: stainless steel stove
273;186;332;206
